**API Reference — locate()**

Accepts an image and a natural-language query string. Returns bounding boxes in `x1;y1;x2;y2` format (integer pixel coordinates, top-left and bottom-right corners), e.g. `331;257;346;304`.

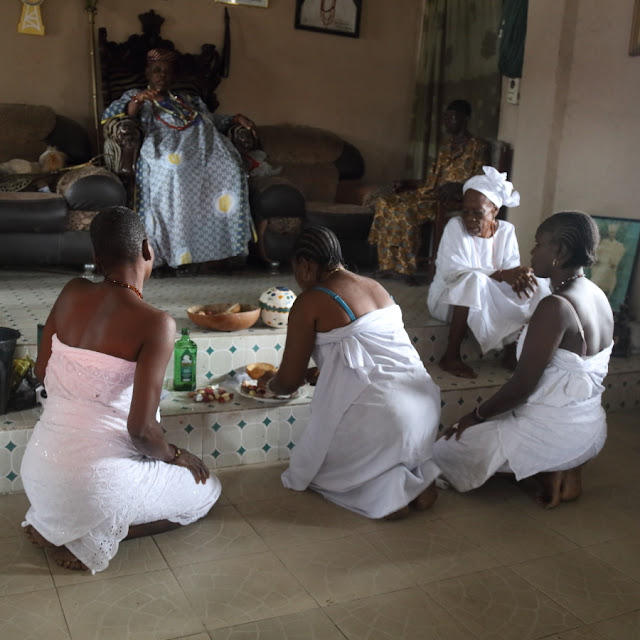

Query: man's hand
233;114;258;139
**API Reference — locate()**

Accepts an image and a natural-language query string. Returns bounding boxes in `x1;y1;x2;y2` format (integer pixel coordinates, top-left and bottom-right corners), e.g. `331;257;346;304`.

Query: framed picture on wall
585;216;640;313
294;0;362;38
630;0;640;55
215;0;269;7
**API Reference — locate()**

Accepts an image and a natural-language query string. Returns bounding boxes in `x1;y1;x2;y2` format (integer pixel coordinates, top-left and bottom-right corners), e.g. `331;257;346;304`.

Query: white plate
236;383;309;404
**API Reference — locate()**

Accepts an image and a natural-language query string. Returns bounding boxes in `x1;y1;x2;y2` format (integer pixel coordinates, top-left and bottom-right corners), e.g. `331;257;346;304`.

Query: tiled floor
1;266;639;639
0;410;638;640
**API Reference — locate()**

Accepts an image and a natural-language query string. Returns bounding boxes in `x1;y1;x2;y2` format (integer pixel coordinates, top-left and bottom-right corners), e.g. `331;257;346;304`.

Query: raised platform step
1;268;639;495
2;343;639;494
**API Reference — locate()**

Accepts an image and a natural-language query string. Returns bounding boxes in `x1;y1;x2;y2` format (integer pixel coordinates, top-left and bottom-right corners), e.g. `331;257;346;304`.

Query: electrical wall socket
506;77;520;105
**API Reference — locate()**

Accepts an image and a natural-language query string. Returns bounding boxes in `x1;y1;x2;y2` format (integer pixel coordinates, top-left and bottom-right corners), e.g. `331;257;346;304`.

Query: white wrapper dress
282;303;441;518
427;217;551;352
433;313;612;492
21;335;220;573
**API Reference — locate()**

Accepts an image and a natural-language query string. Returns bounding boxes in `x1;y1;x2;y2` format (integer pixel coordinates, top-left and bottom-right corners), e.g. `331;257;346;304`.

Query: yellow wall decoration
18;0;45;36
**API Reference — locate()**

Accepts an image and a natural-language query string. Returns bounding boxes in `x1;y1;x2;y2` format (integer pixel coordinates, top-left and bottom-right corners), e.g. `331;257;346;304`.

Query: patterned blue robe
102;90;252;267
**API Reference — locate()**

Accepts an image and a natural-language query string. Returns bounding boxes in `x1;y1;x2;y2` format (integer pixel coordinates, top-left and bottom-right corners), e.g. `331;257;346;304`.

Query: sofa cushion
257;125;344;165
0;192;67;233
280;163;339;203
0;104;57;162
46;115;92;165
65;209;100;232
57;166;126;210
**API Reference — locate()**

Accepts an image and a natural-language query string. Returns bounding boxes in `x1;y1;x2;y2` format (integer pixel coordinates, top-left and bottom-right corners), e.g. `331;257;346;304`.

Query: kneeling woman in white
258;226;442;520
427;166;550;378
434;212;614;508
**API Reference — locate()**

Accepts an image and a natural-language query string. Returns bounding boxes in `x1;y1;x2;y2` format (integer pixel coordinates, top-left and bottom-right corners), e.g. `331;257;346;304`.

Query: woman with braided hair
258;226;442;519
434;212;614;508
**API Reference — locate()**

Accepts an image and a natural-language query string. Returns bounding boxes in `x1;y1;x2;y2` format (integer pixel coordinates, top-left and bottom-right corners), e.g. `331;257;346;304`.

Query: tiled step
2;324;639;495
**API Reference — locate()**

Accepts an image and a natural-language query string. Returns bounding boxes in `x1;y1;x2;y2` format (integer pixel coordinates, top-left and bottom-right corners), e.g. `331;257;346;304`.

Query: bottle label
180;353;193;382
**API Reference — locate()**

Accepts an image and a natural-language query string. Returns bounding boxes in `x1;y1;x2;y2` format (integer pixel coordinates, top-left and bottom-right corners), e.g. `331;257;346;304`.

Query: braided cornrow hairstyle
293;226;345;268
90;206;147;268
537;211;600;268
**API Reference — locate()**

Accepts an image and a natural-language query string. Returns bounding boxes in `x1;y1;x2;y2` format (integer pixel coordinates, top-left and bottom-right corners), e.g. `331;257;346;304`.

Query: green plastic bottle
173;328;197;391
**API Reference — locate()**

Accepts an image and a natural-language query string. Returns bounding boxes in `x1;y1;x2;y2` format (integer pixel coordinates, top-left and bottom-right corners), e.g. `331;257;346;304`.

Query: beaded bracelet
473;406;486;423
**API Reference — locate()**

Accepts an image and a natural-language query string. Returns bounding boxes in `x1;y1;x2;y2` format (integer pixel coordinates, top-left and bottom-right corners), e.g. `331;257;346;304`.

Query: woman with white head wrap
427;166;551;378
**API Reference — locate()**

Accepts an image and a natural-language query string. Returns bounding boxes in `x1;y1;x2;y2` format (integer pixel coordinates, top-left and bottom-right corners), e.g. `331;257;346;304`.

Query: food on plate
240;379;267;397
188;386;234;403
246;362;277;380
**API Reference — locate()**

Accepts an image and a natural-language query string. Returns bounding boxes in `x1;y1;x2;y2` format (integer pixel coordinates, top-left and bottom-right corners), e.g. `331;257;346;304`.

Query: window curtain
407;0;502;179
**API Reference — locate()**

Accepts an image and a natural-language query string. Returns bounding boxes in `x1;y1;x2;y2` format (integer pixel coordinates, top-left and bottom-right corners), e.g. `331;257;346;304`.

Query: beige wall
0;0;422;184
499;0;640;315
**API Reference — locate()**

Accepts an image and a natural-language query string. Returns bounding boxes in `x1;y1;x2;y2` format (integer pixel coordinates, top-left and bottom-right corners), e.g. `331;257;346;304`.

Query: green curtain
407;0;502;179
499;0;528;78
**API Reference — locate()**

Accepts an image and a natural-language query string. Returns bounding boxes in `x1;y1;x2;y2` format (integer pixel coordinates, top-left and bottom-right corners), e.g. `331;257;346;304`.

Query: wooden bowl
187;303;260;332
246;362;276;379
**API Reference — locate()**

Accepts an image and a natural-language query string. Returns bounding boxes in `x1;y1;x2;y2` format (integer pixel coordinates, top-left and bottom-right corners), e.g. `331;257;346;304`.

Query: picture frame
630;0;640;55
215;0;269;8
294;0;362;38
585;215;640;313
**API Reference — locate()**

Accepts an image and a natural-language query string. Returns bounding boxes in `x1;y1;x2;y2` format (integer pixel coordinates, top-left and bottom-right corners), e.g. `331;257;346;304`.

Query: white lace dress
21;335;220;573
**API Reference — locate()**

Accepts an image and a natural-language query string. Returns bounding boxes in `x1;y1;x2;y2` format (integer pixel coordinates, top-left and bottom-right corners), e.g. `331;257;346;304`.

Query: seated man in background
367;100;490;284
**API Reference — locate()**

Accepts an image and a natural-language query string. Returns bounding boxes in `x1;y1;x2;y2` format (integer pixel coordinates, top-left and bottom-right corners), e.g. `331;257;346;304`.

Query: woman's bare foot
24;525;55;548
560;467;582;503
536;467;582;509
50;546;89;571
411;482;438;511
383;505;411;521
536;471;563;509
439;356;478;379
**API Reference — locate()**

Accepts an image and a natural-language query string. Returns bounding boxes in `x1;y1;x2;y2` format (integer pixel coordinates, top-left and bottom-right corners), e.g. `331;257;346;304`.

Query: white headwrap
463;166;521;209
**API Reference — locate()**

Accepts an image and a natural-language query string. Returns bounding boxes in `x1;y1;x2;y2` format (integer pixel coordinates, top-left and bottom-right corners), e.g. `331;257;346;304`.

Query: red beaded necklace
152;93;199;131
104;277;143;299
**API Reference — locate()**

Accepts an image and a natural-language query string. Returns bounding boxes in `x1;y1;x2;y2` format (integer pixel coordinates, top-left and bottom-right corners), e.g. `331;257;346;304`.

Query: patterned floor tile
209;607;345;639
172;551;317;631
584;535;640;583
423;566;581;640
0;491;30;539
0;535;53;597
57;569;205;640
512;549;640;624
325;586;477;640
441;505;578;565
275;534;415;606
0;589;70;640
235;491;367;550
152;504;267;568
364;517;502;585
592;610;640;640
215;461;290;504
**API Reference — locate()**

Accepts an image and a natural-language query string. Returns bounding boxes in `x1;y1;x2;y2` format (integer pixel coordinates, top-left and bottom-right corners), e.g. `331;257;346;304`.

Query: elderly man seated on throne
102;47;256;275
